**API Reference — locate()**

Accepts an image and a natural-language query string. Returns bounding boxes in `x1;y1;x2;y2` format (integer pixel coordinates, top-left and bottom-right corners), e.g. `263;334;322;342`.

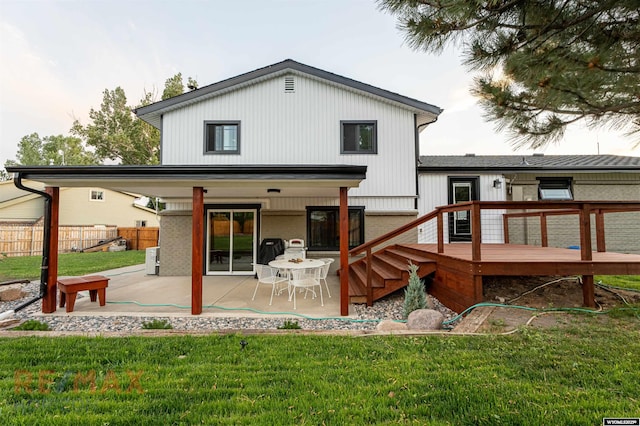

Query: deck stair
349;244;436;304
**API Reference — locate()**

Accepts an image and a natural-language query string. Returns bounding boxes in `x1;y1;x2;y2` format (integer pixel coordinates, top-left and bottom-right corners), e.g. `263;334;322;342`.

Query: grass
0;251;146;282
596;275;640;291
1;318;639;425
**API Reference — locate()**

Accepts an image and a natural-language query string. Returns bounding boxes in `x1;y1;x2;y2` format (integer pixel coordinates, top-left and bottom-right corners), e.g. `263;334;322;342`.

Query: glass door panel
453;182;472;236
206;209;256;275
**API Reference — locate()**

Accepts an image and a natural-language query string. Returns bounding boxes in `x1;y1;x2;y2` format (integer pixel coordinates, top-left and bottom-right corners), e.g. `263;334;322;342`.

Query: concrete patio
41;262;347;319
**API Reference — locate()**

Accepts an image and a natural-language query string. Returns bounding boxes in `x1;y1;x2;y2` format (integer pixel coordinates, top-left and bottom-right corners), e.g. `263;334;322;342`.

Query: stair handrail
349;208;442;257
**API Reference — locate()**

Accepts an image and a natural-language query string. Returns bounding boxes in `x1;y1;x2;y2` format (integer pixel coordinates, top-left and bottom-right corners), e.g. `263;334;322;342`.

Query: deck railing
349;201;640;298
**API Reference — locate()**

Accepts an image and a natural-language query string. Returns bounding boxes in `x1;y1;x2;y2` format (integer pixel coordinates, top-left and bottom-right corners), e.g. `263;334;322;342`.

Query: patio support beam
191;187;204;315
582;275;595;308
43;187;59;313
340;187;349;316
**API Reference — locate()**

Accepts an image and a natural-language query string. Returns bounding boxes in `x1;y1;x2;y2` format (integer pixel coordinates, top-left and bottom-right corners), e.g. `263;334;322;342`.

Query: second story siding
160;72;419;198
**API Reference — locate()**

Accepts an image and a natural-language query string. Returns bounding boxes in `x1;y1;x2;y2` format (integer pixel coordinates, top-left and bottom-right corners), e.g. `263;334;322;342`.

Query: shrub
277;320;301;329
402;263;427;319
12;319;50;331
142;319;173;329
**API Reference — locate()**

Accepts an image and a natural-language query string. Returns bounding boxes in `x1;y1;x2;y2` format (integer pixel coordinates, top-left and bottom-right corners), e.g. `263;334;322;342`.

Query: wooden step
385;246;435;264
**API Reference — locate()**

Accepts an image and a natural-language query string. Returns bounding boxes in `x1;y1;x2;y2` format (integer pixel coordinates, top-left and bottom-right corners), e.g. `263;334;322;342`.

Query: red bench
58;275;110;313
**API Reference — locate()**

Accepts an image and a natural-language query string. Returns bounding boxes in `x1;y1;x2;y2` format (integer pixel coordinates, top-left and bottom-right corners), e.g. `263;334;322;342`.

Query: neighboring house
0;179;159;227
418;154;640;253
134;59;442;277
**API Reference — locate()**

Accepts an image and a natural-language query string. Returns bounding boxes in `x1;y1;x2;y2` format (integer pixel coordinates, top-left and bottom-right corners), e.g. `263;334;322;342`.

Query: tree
378;0;640;149
402;263;428;319
71;73;198;165
71;87;160;165
4;133;99;167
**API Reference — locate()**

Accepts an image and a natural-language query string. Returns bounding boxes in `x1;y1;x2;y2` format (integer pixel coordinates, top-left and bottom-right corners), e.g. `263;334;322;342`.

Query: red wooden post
366;248;373;306
595;210;606;252
437;212;444;253
540;213;548;247
471;203;481;261
579;204;593;261
339;187;349;316
503;214;510;244
43;187;59;313
191;187;204;315
582;275;595;308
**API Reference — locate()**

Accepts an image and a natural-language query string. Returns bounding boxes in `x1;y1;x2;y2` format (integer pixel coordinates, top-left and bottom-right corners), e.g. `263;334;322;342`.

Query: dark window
205;121;240;154
538;177;573;200
307;207;364;251
341;121;377;154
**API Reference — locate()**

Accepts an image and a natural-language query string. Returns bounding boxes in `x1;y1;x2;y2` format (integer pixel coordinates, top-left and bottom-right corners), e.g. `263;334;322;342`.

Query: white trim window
89;189;105;202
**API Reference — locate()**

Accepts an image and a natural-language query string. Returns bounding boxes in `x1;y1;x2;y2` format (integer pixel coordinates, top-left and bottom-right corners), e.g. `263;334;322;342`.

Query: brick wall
158;212;192;276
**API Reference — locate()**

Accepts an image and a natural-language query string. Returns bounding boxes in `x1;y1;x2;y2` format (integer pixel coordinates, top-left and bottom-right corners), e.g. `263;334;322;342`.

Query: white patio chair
316;259;333;298
287;267;323;310
253;264;288;306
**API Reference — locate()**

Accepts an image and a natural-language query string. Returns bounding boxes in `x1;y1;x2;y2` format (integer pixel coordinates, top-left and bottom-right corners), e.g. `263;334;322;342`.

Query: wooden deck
402;243;640;276
348;201;640;313
397;243;640;313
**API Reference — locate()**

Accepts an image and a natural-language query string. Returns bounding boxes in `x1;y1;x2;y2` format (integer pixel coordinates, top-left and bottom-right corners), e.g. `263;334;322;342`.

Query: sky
1;0;637;168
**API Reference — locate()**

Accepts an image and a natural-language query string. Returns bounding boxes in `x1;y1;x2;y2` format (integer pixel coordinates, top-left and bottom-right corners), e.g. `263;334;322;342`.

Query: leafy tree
71;87;160;165
162;73;198;99
379;0;640;149
4;133;99;167
72;73;198;165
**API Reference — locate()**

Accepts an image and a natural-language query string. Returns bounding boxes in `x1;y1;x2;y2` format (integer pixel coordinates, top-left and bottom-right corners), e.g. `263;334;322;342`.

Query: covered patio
6;164;367;317
42;263;344;319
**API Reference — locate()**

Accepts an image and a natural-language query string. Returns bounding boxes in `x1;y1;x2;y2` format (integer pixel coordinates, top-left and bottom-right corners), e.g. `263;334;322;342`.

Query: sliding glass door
206;209;256;275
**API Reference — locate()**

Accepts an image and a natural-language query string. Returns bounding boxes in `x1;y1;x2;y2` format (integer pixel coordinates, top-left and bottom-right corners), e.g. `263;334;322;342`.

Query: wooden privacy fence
117;227;159;250
0;225;159;257
0;224;117;257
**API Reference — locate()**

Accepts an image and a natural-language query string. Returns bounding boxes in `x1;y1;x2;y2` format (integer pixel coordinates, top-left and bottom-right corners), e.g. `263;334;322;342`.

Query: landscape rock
376;320;408;332
0;285;27;301
406;309;445;330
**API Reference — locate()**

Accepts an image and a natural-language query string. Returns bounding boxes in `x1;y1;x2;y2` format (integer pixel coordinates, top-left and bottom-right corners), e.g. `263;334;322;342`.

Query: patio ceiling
5;165;367;199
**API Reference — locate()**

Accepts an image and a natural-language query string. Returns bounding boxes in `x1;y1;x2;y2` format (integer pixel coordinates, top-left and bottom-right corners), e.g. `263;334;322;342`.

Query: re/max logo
14;370;144;394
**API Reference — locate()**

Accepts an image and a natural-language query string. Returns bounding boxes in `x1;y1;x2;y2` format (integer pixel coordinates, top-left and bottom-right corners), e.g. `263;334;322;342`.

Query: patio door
448;177;479;242
206;209;257;275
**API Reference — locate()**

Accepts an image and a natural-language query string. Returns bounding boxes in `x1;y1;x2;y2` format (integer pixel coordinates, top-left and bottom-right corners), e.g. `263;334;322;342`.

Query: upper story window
341;121;377;154
538;177;573;200
90;189;104;202
205;121;240;154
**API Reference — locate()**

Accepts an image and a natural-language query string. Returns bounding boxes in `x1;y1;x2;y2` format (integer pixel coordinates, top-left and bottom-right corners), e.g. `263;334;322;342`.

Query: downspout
0;173;52;320
415;114;439;210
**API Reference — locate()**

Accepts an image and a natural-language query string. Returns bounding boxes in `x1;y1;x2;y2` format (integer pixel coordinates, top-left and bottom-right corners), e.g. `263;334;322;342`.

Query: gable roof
135;59;443;128
418;154;640;173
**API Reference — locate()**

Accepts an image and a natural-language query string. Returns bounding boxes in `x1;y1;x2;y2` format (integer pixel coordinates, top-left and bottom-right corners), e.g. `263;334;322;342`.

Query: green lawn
1;319;639;425
596;275;640;291
0;251;146;282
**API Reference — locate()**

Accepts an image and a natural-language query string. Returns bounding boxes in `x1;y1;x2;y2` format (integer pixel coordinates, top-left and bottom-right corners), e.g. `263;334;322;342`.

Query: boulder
406;309;445;330
0;284;27;301
376;320;408;332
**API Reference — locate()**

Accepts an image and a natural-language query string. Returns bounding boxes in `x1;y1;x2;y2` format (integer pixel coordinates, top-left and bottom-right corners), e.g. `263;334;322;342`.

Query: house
135;59;442;277
418;154;640;253
0;179;159;228
6;59;443;315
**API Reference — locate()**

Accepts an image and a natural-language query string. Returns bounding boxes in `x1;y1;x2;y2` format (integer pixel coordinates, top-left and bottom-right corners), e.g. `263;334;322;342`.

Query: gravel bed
1;281;458;333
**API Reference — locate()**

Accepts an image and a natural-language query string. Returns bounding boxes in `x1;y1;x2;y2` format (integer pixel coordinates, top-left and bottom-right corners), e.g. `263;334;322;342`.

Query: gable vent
284;76;295;93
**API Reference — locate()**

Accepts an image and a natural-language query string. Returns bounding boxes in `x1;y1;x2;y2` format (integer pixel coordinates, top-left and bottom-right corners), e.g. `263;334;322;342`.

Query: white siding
161;73;417;202
417;173;506;243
